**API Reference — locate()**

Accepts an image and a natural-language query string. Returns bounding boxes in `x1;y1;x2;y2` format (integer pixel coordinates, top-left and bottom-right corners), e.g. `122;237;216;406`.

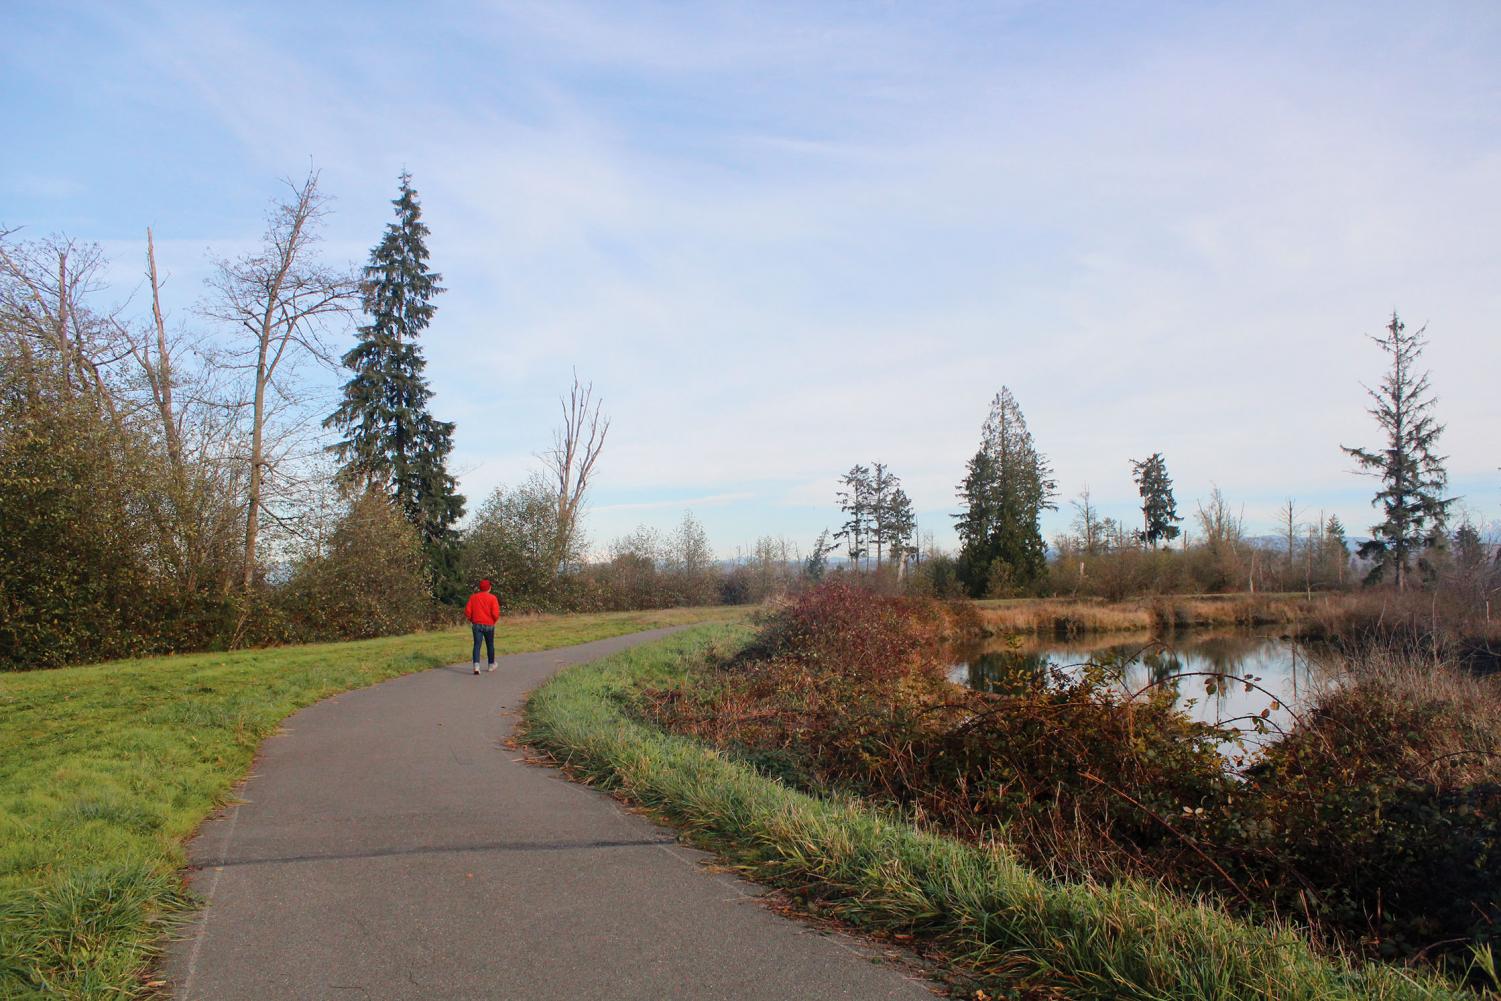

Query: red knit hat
479;580;492;591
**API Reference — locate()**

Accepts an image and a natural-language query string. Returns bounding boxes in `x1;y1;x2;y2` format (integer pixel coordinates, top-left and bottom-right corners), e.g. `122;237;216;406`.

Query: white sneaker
487;664;496;672
472;664;481;675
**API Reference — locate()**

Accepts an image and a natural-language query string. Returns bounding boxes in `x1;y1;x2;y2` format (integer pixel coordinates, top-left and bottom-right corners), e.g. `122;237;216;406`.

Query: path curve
165;628;935;1000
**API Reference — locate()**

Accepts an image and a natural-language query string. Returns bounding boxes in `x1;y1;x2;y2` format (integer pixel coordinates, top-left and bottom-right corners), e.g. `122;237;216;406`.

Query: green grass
0;606;743;999
523;624;1473;1001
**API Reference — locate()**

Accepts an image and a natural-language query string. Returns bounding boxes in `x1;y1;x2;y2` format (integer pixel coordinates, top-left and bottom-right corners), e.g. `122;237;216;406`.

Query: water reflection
946;628;1323;747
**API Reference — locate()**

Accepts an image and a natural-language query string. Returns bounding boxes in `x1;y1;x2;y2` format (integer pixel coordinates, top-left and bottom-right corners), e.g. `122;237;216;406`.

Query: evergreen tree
1324;514;1347;549
836;462;917;571
1452;521;1485;567
884;486;917;565
1445;520;1500;609
1341;313;1451;589
954;388;1056;596
1321;514;1350;586
1450;521;1489;580
869;462;895;566
326;172;464;598
804;529;835;580
1130;452;1181;548
835;464;872;568
864;462;916;568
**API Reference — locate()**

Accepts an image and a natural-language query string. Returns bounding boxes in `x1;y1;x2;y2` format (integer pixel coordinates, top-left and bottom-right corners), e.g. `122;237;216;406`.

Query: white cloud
10;1;1500;555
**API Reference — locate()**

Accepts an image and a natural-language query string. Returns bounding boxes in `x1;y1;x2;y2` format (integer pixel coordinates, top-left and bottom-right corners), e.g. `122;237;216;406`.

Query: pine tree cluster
835;462;917;570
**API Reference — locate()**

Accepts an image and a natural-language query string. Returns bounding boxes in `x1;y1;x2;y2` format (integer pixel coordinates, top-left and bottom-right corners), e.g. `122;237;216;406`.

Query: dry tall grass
971;594;1317;636
1314;644;1501;786
1303;588;1501;661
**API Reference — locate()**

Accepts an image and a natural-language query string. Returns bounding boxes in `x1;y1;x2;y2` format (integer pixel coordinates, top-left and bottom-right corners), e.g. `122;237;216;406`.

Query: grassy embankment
524;623;1475;1001
0;606;742;1000
971;593;1320;637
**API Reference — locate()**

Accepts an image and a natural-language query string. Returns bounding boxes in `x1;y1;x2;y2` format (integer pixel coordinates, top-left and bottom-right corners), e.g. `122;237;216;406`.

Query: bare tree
1196;487;1245;549
750;535;796;600
0;234;126;411
1194;486;1250;592
1280;497;1301;587
122;229;183;466
543;371;610;564
1070;487;1103;556
205;171;358;589
115;228;246;596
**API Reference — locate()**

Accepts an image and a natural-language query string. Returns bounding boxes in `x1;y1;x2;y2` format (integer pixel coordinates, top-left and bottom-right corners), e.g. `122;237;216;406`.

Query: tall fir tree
835;464;872;568
954;388;1056;596
1340;312;1451;590
1323;514;1348;552
326;172;465;599
835;462;917;571
883;486;917;566
1130;452;1181;548
868;462;896;567
1321;514;1349;585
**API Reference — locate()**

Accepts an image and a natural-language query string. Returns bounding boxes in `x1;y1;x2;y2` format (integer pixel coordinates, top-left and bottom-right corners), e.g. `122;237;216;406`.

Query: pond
946;627;1327;751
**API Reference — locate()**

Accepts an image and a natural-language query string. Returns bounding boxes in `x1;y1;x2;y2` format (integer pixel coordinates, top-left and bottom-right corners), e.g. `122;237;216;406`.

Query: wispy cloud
6;0;1499;555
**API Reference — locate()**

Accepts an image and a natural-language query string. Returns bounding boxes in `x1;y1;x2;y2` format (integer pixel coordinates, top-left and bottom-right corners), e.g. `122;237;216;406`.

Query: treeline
1;169;647;668
0;172;461;669
462;492;806;612
6;165;1495;670
924;314;1499;609
2;169;750;671
1048;489;1356;599
0;156;815;671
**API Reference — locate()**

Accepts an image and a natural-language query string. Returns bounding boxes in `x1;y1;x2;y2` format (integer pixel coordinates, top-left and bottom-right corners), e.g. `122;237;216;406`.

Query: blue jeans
471;624;495;665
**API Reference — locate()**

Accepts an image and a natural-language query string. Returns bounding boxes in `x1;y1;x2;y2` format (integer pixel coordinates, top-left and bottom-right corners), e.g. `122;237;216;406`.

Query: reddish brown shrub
748;578;952;684
637;581;1501;973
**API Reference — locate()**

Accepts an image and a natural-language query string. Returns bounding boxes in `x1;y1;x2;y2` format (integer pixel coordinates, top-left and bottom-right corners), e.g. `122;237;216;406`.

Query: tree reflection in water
947;627;1320;748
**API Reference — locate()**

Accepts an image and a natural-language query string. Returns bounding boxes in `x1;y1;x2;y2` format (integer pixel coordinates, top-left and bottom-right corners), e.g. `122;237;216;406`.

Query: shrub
530;626;1473;1001
645;582;1235;878
1222;653;1501;965
0;390;163;669
748;579;951;683
906;553;966;599
896;658;1233;874
640;582;1501;975
278;490;435;640
458;478;575;613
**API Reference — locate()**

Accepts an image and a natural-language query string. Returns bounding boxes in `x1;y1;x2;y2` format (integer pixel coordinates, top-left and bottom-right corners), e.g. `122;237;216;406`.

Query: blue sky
5;1;1499;557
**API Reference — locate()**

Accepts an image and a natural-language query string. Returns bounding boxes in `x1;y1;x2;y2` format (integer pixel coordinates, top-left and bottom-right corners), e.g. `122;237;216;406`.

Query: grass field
523;624;1473;1001
0;606;743;999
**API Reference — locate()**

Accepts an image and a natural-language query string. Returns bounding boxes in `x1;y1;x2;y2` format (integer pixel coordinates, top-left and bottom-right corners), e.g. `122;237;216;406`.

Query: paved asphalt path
164;628;936;1000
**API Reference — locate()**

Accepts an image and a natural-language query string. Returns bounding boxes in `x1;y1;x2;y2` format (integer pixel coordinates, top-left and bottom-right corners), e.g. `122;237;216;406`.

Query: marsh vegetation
634;582;1501;986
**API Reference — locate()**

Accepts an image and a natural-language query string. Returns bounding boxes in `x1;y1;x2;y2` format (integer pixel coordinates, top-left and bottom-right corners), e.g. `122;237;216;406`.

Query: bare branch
540;369;611;565
203;168;359;589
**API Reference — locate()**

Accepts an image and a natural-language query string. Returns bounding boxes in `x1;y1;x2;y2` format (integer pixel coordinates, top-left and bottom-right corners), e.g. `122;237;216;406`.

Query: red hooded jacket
465;581;501;626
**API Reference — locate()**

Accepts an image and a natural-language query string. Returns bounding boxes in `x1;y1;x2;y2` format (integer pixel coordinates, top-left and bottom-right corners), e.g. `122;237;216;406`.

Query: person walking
464;579;501;675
